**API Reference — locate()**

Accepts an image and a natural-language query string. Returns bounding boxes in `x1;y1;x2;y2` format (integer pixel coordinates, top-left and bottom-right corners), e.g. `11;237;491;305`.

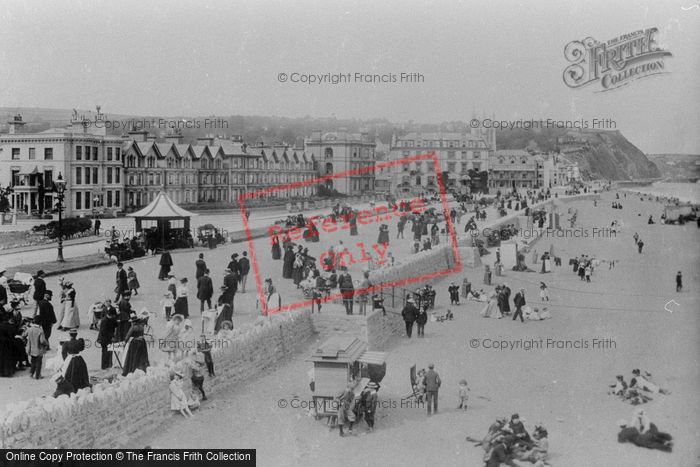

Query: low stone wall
369;243;457;286
0;310;314;449
365;309;404;350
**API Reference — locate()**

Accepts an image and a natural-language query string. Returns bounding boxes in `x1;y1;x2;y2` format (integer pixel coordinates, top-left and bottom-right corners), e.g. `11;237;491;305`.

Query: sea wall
0;310;314;449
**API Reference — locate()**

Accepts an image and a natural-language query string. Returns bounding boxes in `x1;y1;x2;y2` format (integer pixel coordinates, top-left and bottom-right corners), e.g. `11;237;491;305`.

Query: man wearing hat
424;363;441;415
34;290;56;344
222;268;238;308
32;270;47;313
195;253;207;281
401;295;418;338
115;262;129;302
24;317;49;379
361;382;379;431
97;306;118;369
513;288;526;323
227;253;241;276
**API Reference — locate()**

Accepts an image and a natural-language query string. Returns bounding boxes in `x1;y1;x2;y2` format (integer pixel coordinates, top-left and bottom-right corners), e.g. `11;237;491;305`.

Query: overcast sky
1;0;698;153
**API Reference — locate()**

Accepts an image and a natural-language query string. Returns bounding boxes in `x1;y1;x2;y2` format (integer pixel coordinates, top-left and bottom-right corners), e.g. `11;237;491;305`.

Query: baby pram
88;302;105;330
7;272;34;306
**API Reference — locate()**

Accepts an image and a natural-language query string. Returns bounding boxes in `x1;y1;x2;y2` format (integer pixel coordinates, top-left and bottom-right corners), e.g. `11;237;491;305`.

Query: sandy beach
135;190;700;466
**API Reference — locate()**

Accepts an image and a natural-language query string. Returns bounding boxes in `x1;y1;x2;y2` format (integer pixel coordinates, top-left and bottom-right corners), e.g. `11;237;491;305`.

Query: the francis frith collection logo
563;27;672;91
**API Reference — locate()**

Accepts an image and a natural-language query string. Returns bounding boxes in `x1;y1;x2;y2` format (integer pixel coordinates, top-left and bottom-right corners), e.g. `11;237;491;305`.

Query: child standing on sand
585;265;592;282
539;282;549;301
458;379;470;410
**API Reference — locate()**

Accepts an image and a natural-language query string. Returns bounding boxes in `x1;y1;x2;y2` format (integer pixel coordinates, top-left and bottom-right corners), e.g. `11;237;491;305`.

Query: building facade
488;149;552;190
0;109;125;217
389;130;495;196
304;131;376;195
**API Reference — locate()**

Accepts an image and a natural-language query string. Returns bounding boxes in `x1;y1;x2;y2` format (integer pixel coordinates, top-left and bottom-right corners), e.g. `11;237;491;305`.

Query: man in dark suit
197;269;214;312
401;297;418;338
115;263;129;302
34;291;56;347
97;307;118;369
222;268;238;309
513;288;526;323
32;270;47;312
424;363;441;415
227;254;240;276
238;251;250;293
195;253;207;280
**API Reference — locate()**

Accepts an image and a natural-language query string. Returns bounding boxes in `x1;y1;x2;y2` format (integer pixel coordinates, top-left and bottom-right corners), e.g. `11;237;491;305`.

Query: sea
623;181;700;204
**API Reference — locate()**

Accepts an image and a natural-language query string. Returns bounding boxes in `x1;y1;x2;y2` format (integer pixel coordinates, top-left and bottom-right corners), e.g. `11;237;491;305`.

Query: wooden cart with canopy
307;336;387;426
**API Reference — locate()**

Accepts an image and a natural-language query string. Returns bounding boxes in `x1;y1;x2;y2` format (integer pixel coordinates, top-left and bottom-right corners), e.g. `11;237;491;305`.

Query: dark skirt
350;224;358;236
158;265;171;280
0;338;16;377
122;338;150;376
272;243;282;260
282;260;293;279
214;305;234;332
174;297;189;318
378;231;389;245
64;355;91;391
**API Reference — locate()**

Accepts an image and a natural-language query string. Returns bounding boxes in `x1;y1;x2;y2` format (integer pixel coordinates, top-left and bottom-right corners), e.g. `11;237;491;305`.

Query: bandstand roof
127;191;197;219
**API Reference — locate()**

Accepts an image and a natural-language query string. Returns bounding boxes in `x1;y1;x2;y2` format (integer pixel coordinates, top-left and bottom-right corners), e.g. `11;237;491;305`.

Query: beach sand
142;190;700;466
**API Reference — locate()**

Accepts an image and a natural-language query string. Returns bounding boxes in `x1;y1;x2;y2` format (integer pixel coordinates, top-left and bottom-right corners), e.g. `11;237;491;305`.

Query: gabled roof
122;140;143;156
190;145;209;160
127;191;198;218
175;144;195;159
292;152;299;163
156;143;177;159
136;142;162;159
281;151;290;163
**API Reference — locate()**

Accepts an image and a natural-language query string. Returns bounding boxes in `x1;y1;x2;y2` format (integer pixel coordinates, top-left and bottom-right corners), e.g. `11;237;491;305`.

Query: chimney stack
8;114;25;135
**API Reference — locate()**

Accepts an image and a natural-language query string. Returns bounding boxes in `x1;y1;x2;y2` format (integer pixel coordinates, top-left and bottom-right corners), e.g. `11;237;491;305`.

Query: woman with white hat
174;278;190;319
169;371;193;418
60;280;80;330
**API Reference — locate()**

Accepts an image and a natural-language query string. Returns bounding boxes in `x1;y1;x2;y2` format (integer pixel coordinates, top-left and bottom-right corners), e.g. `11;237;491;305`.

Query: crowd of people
467;414;549;466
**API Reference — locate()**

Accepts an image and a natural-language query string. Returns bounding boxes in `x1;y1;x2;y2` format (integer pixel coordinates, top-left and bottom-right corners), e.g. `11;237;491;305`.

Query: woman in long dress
282;246;294;279
480;290;501;318
271;235;282;260
60;281;80;330
158;250;173;280
214;295;233;333
122;322;150;376
174;278;189;318
292;253;304;287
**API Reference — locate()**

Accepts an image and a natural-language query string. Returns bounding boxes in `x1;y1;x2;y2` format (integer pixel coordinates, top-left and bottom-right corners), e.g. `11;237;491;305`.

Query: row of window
322;148;375;160
401;162;483;172
125;153;314;171
400;150;483;159
398;140;485;149
74;167;121;185
75;190;120;210
10;147;53;160
75;145;122;161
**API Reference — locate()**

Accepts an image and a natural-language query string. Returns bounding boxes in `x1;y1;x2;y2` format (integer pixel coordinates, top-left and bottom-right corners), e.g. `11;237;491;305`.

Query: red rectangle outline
239;152;462;315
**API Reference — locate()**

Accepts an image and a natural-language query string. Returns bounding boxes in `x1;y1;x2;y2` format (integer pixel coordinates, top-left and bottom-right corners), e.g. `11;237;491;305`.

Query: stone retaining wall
0;310;314;449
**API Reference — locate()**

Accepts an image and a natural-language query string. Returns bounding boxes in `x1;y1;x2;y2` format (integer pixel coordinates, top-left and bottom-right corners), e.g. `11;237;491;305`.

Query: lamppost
54;173;66;262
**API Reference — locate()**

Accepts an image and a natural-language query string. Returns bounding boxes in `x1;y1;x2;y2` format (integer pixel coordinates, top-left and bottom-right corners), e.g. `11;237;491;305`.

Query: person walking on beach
197;269;213;312
401;296;418;338
676;271;682;292
513;288;525;323
239;251;250;293
424;363;441;415
637;239;644;254
195;253;207;281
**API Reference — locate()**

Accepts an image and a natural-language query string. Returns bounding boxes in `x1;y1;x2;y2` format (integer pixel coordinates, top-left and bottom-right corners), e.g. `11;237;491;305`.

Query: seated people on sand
617;408;673;452
630;369;669;395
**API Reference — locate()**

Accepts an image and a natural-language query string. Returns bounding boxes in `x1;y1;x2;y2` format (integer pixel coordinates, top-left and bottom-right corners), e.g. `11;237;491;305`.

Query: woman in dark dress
282;246;294;279
377;224;389;246
349;213;358;236
159;250;174;280
271;235;282;260
0;313;18;377
62;346;91;392
214;295;234;333
122;323;150;376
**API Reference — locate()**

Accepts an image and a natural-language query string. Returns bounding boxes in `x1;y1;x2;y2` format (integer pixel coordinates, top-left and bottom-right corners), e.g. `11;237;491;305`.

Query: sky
0;0;699;154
